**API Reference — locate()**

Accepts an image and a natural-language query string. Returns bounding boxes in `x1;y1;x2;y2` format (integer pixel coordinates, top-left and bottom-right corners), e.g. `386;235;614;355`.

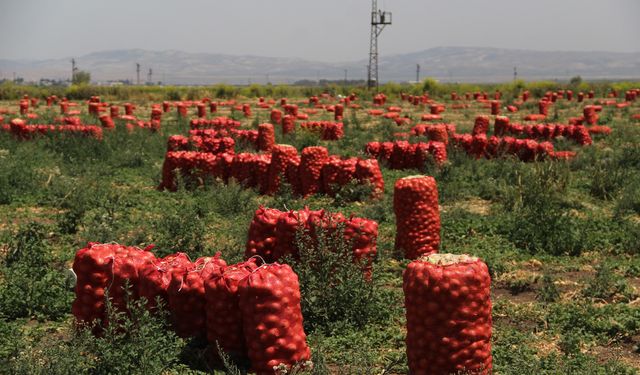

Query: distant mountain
379;47;640;82
1;47;639;84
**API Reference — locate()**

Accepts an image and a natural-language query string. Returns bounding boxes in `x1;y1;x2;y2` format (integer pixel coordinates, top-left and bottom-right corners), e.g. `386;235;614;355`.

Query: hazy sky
1;0;638;61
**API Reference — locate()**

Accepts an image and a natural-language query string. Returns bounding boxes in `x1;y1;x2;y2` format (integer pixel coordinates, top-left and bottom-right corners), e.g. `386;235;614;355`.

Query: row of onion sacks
71;244;311;374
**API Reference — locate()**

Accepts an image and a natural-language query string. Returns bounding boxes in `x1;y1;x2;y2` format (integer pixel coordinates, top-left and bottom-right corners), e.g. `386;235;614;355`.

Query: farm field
0;81;640;374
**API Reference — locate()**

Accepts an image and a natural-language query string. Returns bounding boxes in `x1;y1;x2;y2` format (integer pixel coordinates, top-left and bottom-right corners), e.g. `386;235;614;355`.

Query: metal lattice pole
367;0;391;90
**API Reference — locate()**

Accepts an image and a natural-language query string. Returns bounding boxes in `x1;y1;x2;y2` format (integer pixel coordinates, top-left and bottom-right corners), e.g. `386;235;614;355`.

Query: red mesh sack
379;142;394;161
428;141;447;165
583;105;599;125
167;254;227;338
285;154;302;196
472;116;490;135
390;141;411;169
427;124;449;144
413;143;431;169
99;115;115;129
321;156;341;196
411;124;427;136
404;254;492;375
273;209;313;261
266;144;299;195
257;123;276;152
250;154;272;194
364;142;381;158
355;159;384;198
138;252;190;310
470;134;488;159
204;259;258;361
336;157;358;186
282;115;296;135
124;103;135;116
321;122;344;140
270;109;282;124
588;125;612;135
239;263;311;374
573;126;593;146
343;217;378;279
300;146;329;197
197;103;207;118
230;153;256;187
538;100;550;115
72;243;156;331
334;104;344;120
394;176;440;259
494;116;509;136
245;206;283;262
490;100;501;115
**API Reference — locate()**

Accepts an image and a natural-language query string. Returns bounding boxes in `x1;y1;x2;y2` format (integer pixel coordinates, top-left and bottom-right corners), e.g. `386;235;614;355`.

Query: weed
582;263;634;301
290;220;397;333
536;274;560;303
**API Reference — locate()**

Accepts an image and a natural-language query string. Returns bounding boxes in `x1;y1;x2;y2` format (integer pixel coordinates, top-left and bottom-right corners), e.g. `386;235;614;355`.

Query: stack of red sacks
189;117;241;130
159;145;384;199
159;151;229;190
188;128;260;149
71;243;312;372
5;118;103;140
451;134;562;161
299;121;344;140
492;118;593;145
71;243;156;333
167;134;235;154
365;141;447;168
244;207;378;278
167;254;227;338
411;123;456;143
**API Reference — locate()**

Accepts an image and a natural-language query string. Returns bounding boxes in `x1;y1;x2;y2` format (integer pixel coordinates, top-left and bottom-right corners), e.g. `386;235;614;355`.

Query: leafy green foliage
1;83;640;372
582;263;634;301
8;292;185;375
536;274;560;303
0;223;72;321
291;221;397;333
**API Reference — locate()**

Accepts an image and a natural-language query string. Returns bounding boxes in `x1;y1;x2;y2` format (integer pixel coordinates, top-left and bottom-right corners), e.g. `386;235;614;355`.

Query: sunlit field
1;80;639;374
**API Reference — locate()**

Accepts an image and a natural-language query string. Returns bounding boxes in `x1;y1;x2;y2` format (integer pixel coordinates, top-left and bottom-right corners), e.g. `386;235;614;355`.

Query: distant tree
421;78;440;94
73;70;91;85
569;75;582;86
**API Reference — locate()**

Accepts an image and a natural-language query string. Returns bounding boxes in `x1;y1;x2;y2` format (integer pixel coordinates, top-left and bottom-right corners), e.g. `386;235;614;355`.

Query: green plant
582;263;633;301
150;197;209;258
0;223;72;321
502;162;583;255
558;329;583;355
0;318;24;374
290;220;397;333
536;274;560;303
9;291;185;375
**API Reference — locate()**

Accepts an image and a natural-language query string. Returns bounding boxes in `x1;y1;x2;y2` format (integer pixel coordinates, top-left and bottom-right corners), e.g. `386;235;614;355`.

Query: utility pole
71;58;77;82
367;0;392;90
513;66;517;82
416;64;420;83
147;68;153;85
136;63;141;85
